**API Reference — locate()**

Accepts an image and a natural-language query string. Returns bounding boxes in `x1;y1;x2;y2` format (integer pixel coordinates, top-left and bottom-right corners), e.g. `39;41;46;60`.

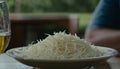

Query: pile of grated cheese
19;32;103;60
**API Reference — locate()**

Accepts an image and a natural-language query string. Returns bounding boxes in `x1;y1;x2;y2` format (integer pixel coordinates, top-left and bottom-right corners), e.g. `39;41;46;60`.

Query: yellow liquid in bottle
0;33;10;54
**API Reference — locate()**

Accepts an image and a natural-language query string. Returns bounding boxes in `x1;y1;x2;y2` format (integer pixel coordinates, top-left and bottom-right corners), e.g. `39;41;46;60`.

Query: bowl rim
6;46;118;62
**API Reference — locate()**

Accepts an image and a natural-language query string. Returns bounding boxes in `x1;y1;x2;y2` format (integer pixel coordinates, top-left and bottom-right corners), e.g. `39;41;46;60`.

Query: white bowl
6;46;118;69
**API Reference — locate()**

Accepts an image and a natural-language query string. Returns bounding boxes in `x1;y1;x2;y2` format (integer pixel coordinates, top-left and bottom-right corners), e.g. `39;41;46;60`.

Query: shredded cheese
19;32;103;60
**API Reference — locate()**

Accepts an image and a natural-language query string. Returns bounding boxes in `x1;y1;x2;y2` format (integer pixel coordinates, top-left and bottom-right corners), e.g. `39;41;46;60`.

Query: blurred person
85;0;120;53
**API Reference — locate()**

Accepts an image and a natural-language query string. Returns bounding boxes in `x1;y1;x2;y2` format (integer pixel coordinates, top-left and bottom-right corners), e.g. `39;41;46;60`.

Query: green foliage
78;13;92;37
6;0;99;13
7;0;15;12
21;0;52;12
79;13;92;29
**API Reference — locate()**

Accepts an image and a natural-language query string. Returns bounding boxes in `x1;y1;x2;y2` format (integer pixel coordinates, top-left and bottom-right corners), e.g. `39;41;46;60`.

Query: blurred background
6;0;99;49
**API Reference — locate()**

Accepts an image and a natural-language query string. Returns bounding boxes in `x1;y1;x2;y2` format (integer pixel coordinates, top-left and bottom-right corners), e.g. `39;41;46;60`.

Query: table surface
0;54;120;69
0;54;33;69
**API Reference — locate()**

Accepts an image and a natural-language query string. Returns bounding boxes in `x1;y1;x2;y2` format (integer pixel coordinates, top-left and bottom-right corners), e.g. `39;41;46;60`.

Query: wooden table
7;14;79;50
10;14;79;34
0;54;120;69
